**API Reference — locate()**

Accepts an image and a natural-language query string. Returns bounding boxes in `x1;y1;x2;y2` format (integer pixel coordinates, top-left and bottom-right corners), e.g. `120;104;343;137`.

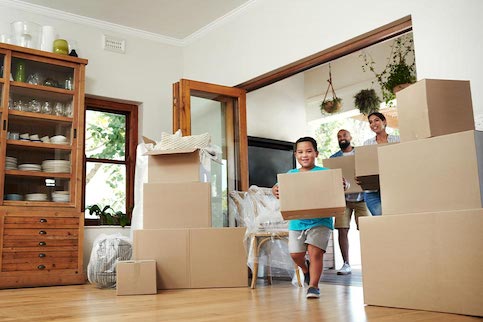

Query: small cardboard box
396;79;474;142
354;143;395;190
359;209;483;316
379;130;483;215
322;155;363;194
116;260;157;296
145;148;211;183
143;182;211;229
278;169;345;220
133;228;247;289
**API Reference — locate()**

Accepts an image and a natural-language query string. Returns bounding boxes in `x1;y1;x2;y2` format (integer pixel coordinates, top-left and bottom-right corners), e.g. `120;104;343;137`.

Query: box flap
144;147;199;156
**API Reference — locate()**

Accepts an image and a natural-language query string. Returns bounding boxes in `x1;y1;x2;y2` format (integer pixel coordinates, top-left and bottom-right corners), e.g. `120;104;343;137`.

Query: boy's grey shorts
288;226;332;253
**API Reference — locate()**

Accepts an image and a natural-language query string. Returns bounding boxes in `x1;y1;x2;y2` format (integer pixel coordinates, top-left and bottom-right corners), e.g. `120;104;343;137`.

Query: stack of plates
52;191;70;202
18;163;42;171
42;160;71;173
50;135;68;145
5;156;18;170
4;193;23;201
25;193;48;201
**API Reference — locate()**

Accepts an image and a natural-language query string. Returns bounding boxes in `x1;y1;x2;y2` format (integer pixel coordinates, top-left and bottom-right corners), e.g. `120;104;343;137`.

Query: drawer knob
37;265;46;270
38;241;46;246
39;230;47;235
39;218;47;223
39;253;46;258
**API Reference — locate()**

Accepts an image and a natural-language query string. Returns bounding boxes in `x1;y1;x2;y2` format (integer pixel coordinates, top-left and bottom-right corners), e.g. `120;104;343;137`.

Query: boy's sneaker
306;286;320;299
337;262;352;275
304;260;311;286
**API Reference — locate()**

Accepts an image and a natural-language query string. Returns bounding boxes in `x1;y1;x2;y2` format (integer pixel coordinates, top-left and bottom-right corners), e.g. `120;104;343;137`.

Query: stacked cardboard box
359;79;483;316
128;148;247;291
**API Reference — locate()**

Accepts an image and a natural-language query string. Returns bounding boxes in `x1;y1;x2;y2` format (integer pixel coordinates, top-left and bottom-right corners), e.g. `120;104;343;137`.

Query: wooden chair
229;187;302;289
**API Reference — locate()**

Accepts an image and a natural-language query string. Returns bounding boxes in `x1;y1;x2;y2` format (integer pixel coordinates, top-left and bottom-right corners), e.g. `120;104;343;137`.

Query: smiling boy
272;137;333;299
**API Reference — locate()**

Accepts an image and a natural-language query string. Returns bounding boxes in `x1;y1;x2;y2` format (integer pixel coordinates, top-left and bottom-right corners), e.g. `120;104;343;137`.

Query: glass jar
41;101;53;114
53;39;68;55
29;99;41;113
54;102;64;116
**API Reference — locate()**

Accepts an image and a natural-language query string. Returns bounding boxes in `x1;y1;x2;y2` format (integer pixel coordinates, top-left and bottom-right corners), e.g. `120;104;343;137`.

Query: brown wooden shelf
5;170;70;178
8;110;73;123
7;140;71;151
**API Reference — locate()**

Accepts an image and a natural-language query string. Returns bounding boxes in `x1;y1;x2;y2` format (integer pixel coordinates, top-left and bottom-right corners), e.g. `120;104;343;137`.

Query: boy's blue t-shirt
285;166;334;231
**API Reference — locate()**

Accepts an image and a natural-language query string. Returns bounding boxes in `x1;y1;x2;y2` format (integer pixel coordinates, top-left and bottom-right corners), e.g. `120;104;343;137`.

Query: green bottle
15;61;26;82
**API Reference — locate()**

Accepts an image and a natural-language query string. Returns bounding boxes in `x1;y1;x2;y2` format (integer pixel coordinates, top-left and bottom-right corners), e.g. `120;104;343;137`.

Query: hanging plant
354;89;381;115
320;64;343;114
360;33;416;105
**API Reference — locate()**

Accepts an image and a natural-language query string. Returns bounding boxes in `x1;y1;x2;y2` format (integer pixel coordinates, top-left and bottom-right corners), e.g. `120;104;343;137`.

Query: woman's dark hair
367;112;386;122
294;137;318;152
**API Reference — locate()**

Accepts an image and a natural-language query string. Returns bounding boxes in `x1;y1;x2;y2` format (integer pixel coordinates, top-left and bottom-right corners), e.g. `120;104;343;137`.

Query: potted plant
360;33;416;104
320;63;342;114
321;97;343;114
354;89;381;115
86;204;130;227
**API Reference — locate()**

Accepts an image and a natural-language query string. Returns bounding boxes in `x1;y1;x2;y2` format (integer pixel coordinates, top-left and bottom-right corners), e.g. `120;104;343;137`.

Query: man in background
330;129;370;275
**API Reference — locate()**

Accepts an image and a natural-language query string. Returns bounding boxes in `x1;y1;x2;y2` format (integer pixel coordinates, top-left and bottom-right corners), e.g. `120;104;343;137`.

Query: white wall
183;0;483;136
246;73;306;141
0;3;183;140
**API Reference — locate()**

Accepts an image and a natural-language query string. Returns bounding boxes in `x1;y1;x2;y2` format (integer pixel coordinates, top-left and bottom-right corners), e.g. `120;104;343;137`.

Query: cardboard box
145;148;211;183
143;182;211;229
134;229;190;289
379;130;483;215
133;228;247;289
354;143;395;190
322;155;363;194
396;79;474;142
359;209;483;316
278;169;345;220
189;228;248;288
116;260;157;295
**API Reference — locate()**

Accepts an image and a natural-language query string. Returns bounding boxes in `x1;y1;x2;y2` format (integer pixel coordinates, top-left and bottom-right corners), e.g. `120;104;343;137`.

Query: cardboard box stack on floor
128;148;247;291
359;79;483;317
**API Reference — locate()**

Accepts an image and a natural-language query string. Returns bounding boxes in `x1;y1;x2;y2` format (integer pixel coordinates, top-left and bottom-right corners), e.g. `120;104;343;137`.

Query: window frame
83;97;138;226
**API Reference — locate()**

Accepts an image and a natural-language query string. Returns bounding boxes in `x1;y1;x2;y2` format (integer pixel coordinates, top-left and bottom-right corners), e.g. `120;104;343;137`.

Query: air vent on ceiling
103;35;126;54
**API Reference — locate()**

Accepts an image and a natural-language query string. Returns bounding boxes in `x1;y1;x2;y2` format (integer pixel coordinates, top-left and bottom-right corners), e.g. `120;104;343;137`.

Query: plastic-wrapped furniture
87;234;132;288
229;186;302;289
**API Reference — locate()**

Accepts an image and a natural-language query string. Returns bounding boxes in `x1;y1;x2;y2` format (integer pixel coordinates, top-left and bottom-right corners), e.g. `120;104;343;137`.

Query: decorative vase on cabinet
0;42;88;288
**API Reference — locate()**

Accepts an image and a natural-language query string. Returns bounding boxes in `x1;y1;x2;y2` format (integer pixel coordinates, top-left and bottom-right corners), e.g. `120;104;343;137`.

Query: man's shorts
288;225;332;253
335;201;370;230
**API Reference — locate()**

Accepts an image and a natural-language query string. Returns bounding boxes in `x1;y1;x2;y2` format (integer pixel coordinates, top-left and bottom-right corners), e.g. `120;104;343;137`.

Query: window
83;97;138;225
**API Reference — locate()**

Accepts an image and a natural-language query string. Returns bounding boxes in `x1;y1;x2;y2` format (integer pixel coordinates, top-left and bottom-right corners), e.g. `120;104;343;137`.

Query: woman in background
363;112;400;216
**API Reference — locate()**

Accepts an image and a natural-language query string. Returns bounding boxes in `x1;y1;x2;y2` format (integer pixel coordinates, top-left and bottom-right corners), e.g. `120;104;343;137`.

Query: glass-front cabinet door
0;51;83;208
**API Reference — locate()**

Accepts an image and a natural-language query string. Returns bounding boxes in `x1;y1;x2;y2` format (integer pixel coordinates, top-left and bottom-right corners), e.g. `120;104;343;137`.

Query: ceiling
17;0;251;40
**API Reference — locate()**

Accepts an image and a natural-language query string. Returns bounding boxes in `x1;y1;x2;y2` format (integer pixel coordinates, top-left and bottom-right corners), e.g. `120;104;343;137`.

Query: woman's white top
364;134;400;145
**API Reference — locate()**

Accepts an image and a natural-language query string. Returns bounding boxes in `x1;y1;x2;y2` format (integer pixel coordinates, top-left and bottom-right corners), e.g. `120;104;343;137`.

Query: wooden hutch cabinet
0;43;87;288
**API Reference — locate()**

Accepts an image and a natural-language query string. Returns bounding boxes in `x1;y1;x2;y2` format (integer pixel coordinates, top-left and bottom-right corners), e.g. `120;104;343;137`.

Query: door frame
172;79;248;191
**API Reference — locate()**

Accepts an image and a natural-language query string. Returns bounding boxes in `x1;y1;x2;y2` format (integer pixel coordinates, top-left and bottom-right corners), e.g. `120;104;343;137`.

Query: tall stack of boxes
129;147;248;290
359;79;483;317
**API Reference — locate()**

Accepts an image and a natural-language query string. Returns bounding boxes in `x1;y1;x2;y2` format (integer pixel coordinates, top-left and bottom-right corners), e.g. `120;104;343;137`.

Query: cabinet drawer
3;250;77;263
3;228;78;238
2;255;79;272
3;239;78;248
4;216;79;229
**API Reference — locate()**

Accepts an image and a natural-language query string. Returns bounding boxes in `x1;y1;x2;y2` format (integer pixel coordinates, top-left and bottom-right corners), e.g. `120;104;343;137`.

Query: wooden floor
0;281;480;322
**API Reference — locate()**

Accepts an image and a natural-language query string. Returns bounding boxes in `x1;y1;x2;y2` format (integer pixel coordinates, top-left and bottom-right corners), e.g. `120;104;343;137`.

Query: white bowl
50;135;67;142
20;133;29;139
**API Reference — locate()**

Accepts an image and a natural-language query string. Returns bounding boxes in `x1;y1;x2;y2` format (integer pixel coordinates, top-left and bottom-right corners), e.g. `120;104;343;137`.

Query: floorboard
0;281;479;322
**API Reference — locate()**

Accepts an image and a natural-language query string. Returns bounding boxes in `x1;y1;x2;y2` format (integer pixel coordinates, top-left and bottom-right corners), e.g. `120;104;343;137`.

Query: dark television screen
248;136;296;188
